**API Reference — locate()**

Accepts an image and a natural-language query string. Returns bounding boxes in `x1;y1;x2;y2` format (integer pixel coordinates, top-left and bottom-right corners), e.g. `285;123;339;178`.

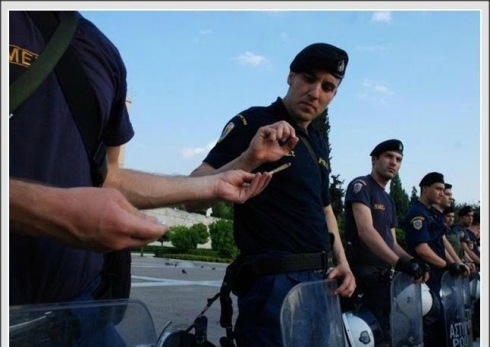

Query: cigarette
268;162;291;175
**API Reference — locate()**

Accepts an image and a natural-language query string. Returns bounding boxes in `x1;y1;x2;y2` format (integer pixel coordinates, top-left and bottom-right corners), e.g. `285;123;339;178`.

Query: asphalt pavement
129;253;234;345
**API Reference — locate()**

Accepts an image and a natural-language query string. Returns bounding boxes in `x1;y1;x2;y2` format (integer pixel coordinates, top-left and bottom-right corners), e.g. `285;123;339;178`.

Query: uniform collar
269;97;314;137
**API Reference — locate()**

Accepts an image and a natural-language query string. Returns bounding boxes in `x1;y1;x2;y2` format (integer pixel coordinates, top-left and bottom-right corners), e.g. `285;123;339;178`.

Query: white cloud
371;11;392;23
236;51;268;67
362;79;394;96
199;28;213;35
180;141;216;158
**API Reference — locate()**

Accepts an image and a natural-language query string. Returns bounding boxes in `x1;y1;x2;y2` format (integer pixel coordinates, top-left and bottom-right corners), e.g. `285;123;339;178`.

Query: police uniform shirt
403;201;446;261
204;98;331;255
450;224;472;258
9;12;134;304
344;174;397;268
466;230;480;257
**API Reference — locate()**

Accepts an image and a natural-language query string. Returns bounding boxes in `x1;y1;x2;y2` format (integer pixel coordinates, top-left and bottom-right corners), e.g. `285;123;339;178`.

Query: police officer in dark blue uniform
343;139;429;345
403;172;465;347
188;43;356;347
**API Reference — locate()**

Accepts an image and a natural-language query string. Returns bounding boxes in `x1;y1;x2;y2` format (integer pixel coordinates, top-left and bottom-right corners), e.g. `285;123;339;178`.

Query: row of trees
159;220;238;259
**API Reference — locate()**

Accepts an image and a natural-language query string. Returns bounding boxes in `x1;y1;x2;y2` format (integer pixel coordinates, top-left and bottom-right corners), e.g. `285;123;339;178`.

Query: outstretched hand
214;170;272;204
56;187;168;251
245;121;299;166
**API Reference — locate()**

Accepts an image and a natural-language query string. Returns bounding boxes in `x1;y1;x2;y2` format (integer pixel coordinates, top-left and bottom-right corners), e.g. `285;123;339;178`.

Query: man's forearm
105;168;217;209
10;179;65;238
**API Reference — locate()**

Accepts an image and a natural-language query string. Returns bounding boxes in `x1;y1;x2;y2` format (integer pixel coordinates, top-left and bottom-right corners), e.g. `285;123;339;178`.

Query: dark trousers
234;271;324;347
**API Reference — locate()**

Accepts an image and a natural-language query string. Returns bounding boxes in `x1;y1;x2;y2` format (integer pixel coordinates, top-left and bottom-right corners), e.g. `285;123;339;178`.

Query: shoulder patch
353;181;364;194
352;179;367;194
217;121;235;143
411;217;424;231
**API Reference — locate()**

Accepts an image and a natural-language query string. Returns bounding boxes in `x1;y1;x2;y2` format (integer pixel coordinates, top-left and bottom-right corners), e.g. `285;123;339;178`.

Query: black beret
290;43;348;79
419;172;444;187
370;139;404;157
458;206;473;217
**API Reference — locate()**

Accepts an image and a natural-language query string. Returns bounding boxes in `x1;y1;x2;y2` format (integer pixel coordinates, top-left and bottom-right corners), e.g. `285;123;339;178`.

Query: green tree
330;174;345;229
168;224;209;252
409;186;418;207
157;232;170;247
311;108;331;168
211;201;234;220
208;219;238;259
311;108;345;224
189;223;209;245
389;174;409;226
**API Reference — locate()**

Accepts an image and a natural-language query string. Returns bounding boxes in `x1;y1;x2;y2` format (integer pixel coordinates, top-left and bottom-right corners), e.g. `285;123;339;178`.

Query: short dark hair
458;205;473;217
443;207;454;215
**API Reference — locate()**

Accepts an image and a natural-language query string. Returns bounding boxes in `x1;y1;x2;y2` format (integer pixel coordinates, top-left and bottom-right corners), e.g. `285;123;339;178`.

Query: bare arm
104;146;271;210
392;227;413;260
324;204;356;297
460;241;480;265
353;202;402;266
10;178;167;251
414;243;446;268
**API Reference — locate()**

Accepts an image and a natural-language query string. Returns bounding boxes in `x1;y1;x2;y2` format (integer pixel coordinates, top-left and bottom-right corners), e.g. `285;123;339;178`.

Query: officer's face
373;150;403;180
441;188;453;208
283;70;339;128
425;183;445;204
461;213;474;227
445;212;455;226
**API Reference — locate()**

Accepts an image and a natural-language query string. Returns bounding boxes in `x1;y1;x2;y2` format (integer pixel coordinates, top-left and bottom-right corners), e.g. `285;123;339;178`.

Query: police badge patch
217;122;235;143
412;218;423;230
353;182;363;194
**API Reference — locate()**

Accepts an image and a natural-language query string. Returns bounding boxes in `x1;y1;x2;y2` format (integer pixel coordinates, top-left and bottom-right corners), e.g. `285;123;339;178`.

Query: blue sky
77;6;483;204
2;2;484;205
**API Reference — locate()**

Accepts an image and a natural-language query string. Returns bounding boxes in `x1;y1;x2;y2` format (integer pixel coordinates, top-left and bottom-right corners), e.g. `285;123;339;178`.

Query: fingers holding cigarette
268;162;291;175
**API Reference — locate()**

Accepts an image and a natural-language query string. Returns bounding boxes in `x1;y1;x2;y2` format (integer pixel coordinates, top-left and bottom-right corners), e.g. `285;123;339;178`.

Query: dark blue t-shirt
403;201;446;258
9;11;134;304
403;201;446;292
204;98;332;255
343;174;397;268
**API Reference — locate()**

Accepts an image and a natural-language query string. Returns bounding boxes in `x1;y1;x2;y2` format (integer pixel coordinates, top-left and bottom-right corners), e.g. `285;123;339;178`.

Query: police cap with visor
290;43;348;79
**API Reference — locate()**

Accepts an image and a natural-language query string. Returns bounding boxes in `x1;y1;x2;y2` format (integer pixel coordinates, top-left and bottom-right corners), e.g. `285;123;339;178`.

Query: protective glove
412;259;431;277
459;264;470;277
395;258;424;280
445;262;462;276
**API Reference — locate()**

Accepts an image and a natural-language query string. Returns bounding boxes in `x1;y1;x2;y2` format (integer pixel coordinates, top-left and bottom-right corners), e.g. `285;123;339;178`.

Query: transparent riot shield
468;272;480;305
10;299;157;347
462;276;474;346
390;271;423;347
280;279;346;347
441;271;469;347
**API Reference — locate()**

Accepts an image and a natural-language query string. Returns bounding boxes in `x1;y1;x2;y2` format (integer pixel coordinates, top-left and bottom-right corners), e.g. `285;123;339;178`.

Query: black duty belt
245;251;329;276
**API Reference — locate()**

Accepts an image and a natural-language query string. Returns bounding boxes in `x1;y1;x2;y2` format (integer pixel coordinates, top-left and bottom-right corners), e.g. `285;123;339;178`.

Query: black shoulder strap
28;11;107;187
9;11;77;115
